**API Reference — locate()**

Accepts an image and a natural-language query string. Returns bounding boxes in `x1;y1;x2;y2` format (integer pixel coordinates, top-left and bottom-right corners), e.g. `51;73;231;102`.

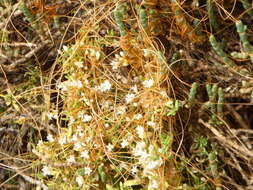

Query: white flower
131;165;138;175
78;112;92;122
80;150;90;159
63;45;68;52
47;134;54;142
136;125;145;139
57;81;68;91
142;79;154;88
42;166;53;176
84;79;89;85
131;85;138;93
145;159;163;170
74;142;83;151
77;125;83;132
104;123;110;128
115;53;120;59
102;100;112;110
125;93;135;104
94;143;99;148
71;134;78;142
106;143;114;152
76;176;84;187
59;135;67;145
116;106;126;115
147;121;156;127
133;141;148;159
95;51;101;61
121;139;129;148
110;60;120;70
71;80;83;88
67;155;76;163
119;51;125;56
134;113;143;120
98;80;112;92
58;80;78;90
143;49;151;57
82;114;92;122
84;166;92;175
135;141;146;151
160;90;167;97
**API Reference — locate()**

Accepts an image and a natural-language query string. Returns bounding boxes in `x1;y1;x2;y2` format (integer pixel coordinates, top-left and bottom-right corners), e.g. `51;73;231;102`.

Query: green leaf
166;100;180;116
76;168;85;176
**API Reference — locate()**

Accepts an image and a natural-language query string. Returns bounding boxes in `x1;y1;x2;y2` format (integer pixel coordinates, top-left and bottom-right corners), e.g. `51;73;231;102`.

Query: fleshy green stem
188;82;199;107
209;35;235;66
236;20;253;63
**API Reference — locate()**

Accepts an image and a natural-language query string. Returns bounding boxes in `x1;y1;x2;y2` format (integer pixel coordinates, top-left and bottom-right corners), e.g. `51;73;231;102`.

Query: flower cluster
110;51;128;70
33;9;177;189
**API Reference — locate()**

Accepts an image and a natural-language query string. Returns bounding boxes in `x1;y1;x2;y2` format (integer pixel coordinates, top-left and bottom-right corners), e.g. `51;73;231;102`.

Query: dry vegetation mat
0;0;253;190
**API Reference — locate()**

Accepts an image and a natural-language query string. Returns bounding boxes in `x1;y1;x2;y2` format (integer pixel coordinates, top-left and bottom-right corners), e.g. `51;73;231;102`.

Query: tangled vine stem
1;0;253;189
240;0;253;18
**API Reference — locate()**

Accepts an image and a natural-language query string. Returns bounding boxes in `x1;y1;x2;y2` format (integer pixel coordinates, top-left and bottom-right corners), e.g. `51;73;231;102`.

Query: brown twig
198;118;253;160
0;42;37;47
226;104;249;129
0;162;48;190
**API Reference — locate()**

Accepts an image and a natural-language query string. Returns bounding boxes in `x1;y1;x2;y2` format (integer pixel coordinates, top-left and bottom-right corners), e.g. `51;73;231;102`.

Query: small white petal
95;51;101;60
84;167;92;175
98;80;112;92
67;155;76;163
134;113;143;120
125;93;135;104
142;79;154;88
47;134;54;142
76;176;84;187
82;114;92;122
136;125;145;139
106;143;114;152
42;166;53;176
121;139;129;148
131;165;138;175
147;121;156;127
81;150;90;159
